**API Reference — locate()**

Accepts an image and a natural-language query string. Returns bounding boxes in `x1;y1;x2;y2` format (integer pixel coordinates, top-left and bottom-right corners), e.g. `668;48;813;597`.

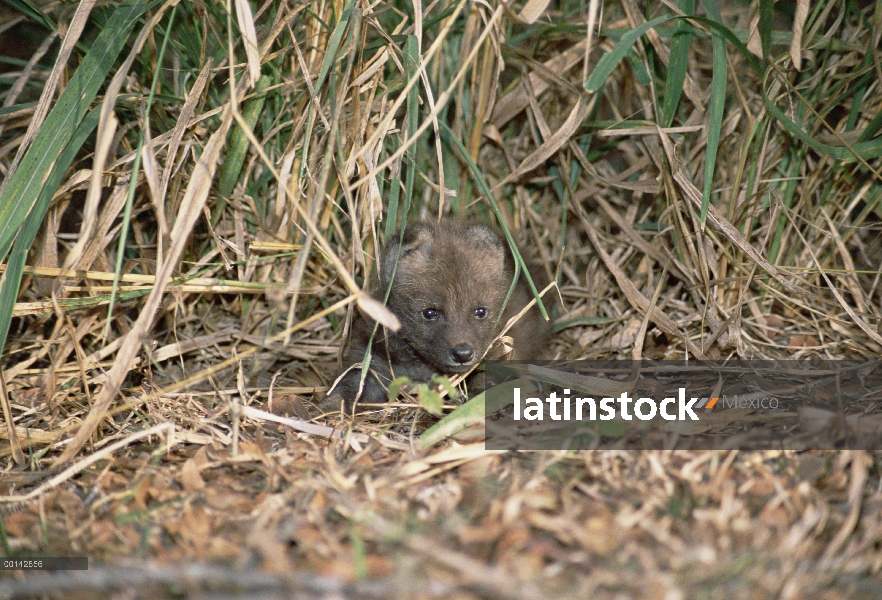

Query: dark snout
450;343;475;364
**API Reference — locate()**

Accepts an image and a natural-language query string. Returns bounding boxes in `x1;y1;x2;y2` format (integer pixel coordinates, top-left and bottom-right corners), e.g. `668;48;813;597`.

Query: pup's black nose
451;344;475;364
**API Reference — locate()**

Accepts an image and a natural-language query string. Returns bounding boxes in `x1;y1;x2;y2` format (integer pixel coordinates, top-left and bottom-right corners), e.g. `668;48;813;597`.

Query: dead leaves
0;435;878;598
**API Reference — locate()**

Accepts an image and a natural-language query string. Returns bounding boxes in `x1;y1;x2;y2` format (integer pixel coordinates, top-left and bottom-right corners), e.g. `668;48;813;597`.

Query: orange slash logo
696;397;719;411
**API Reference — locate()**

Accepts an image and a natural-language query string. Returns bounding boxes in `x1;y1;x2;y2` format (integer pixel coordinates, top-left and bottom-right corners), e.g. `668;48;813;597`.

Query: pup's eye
422;308;440;321
474;307;488;319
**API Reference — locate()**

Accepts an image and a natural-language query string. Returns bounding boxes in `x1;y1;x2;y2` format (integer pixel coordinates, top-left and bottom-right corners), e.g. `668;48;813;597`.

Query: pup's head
380;221;511;373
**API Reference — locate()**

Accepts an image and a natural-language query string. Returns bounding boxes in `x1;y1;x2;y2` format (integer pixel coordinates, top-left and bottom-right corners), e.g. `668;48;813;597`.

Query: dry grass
1;0;881;597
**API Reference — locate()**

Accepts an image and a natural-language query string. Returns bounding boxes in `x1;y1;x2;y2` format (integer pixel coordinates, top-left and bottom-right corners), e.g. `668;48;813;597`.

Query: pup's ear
465;224;506;274
381;223;435;285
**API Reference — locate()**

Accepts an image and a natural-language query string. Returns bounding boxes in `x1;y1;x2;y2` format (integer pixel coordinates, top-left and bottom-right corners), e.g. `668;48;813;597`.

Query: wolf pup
329;218;551;409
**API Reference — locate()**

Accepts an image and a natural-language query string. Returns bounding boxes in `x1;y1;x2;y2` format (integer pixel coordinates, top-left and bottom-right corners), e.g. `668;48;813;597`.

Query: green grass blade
3;0;55;31
758;0;773;62
385;35;421;238
699;0;727;226
585;15;673;92
216;74;271;205
662;0;695;128
416;390;486;449
768;146;807;263
587;13;764;91
763;96;882;160
384;137;403;239
0;107;101;356
417;376;543;448
402;34;420;227
297;0;356;190
0;0;152;263
856;107;882;143
686;16;763;73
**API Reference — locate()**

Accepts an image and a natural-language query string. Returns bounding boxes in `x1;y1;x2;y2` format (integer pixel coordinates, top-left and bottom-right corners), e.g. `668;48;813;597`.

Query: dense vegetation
0;0;880;596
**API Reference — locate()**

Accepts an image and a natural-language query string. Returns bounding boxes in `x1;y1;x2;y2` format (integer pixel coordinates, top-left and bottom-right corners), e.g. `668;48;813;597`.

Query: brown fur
329;219;552;409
